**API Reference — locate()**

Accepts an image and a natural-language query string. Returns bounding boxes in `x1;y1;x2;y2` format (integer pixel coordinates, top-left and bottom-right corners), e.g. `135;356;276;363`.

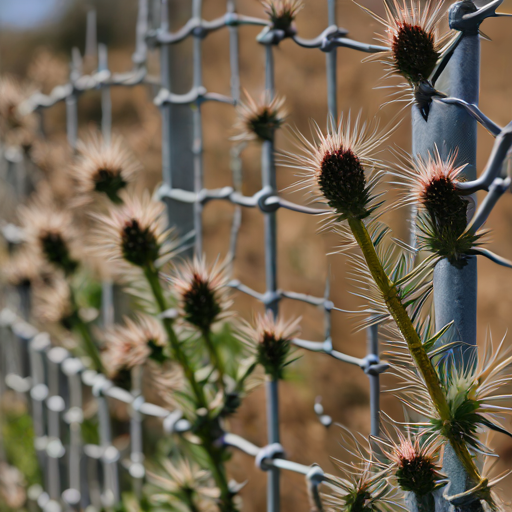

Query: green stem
202;328;225;389
143;265;207;408
68;286;103;372
347;217;482;485
142;264;236;511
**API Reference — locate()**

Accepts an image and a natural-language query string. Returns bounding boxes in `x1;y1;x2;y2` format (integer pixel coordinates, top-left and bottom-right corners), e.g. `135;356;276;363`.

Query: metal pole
262;43;280;512
326;0;337;121
192;0;204;255
411;2;480;509
130;366;144;499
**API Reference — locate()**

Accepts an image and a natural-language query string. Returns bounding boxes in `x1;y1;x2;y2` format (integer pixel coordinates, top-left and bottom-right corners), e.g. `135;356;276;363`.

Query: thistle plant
261;0;304;35
72;132;141;205
233;91;287;143
288;109;512;509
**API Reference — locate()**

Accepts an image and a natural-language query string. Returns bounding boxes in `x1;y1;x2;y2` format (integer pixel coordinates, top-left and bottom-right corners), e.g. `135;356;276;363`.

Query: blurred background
1;0;512;510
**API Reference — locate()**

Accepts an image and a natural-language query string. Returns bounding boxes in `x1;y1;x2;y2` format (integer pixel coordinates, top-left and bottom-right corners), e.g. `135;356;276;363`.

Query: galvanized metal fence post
411;2;483;509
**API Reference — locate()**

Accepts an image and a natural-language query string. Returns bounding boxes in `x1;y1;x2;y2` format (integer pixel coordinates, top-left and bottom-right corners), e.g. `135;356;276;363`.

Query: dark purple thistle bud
392;22;439;84
121;219;161;268
39;231;79;275
319;147;370;220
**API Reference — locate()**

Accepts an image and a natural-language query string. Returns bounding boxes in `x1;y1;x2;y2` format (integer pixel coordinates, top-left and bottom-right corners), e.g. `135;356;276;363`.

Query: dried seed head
287;113;387;221
0;76;37;149
261;0;304;32
362;0;452;85
239;313;300;379
19;196;80;276
170;257;231;332
73;133;141;204
92;191;171;271
233;91;286;142
100;314;167;378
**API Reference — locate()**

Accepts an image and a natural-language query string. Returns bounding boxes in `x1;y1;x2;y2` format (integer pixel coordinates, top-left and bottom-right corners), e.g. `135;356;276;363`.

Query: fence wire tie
255;443;286;471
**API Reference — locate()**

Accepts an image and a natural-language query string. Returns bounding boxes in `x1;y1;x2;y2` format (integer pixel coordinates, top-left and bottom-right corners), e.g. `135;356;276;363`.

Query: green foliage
1;400;41;487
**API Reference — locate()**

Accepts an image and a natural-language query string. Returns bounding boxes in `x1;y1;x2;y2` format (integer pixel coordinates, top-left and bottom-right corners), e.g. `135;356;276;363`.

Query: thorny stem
347;218;483;486
202;328;225;389
142;264;236;512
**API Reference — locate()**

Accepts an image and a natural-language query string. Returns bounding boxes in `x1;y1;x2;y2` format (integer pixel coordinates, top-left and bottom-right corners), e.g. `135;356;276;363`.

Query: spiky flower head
169;256;231;332
147;458;219;512
0;76;37;149
395;147;478;266
233;91;286;142
239;312;300;379
362;0;452;85
19;197;80;276
100;314;167;378
261;0;304;33
373;422;445;498
33;273;74;327
288;114;386;221
3;248;49;288
73;133;141;204
92;191;171;270
323;429;400;512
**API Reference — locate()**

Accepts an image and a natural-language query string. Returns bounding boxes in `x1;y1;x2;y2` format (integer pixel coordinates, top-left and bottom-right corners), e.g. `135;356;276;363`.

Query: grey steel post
227;0;243;263
411;2;483;509
130;366;145;499
66;48;82;150
366;324;379;437
92;376;120;508
326;0;337;121
192;0;205;255
62;358;85;512
262;43;280;512
46;347;69;502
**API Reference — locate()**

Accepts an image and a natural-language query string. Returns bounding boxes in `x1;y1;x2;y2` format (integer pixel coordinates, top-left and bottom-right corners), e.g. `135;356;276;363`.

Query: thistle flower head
261;0;304;33
287;113;386;221
238;312;300;379
147;458;219;512
374;422;445;497
233;91;286;142
100;314;167;378
0;76;37;149
19;197;79;276
323;428;400;512
3;248;48;288
73;133;141;204
169;256;231;332
395;147;477;266
362;0;452;85
92;191;171;270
